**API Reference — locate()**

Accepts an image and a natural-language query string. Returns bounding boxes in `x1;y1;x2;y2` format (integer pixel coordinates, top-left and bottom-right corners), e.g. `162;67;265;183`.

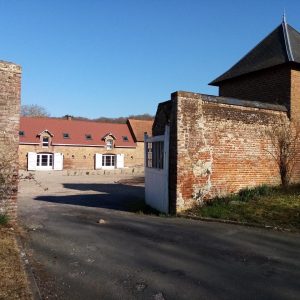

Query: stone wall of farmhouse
19;143;144;170
162;91;294;213
0;61;22;221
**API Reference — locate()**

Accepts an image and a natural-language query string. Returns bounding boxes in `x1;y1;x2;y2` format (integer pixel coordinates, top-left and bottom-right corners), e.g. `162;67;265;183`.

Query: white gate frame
144;126;170;213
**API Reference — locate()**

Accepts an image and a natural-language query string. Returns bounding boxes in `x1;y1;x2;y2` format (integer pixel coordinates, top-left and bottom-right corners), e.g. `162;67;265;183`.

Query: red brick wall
0;61;22;221
291;66;300;121
219;65;291;108
169;92;291;212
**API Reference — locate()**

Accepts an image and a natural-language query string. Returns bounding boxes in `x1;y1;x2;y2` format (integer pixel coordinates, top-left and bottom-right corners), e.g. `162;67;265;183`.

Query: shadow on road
34;183;157;214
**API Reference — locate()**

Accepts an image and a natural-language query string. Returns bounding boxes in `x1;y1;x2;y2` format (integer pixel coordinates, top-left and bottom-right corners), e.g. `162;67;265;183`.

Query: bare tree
21;104;50;117
265;118;300;187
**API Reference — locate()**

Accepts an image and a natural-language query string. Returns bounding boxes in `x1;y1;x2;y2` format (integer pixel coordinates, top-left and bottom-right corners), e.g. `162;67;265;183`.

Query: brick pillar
0;60;22;221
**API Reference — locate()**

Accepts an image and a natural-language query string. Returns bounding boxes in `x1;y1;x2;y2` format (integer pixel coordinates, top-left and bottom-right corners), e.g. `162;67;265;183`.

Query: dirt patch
0;227;32;300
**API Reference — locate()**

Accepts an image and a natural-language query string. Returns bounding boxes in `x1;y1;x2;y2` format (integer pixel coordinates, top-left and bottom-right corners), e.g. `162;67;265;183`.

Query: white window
146;141;164;169
42;136;49;147
106;139;113;150
27;152;63;171
102;154;115;167
36;153;53;170
95;153;124;169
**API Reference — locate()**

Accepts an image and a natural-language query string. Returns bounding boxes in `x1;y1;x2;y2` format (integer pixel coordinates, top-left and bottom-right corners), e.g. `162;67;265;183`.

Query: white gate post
163;125;170;213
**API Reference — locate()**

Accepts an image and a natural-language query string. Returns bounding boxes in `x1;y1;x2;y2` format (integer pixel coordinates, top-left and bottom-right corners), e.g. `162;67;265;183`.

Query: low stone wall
19;166;144;177
0;60;22;221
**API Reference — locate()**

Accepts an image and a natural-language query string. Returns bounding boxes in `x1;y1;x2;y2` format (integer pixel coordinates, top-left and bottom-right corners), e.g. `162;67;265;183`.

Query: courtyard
17;172;300;300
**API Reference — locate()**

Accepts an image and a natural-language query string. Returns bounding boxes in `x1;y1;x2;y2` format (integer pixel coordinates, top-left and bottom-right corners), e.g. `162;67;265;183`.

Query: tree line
21;104;153;123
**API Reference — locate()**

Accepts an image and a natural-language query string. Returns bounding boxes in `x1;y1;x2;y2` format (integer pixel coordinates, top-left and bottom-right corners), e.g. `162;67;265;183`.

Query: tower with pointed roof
209;19;300;120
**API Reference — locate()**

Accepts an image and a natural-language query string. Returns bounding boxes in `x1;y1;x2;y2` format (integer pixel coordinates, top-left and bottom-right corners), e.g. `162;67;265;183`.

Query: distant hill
61;114;154;123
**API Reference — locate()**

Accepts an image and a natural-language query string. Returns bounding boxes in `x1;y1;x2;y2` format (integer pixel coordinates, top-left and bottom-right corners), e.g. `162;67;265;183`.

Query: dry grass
0;228;32;300
187;185;300;231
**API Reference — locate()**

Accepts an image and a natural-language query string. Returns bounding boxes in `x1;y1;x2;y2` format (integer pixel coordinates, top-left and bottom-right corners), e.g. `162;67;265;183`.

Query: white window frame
36;153;53;170
42;136;49;147
106;139;113;150
146;141;164;169
102;154;116;169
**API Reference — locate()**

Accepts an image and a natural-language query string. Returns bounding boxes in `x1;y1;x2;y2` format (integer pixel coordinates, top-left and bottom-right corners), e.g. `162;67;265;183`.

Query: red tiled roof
20;117;136;147
127;119;153;142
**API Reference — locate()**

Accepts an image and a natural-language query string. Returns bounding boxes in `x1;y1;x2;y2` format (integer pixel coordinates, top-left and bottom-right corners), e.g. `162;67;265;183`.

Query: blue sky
0;0;299;118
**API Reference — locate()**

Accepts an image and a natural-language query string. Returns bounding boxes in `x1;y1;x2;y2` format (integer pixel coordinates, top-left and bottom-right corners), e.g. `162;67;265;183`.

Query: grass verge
186;184;300;231
0;227;32;300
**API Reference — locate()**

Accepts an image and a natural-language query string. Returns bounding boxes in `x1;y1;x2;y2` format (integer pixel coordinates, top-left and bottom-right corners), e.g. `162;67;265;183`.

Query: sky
0;0;300;118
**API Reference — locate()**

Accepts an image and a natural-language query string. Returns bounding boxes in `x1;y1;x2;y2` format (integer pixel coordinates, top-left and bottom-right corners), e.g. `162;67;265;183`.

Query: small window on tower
85;134;92;140
122;136;129;142
63;133;70;139
19;131;25;137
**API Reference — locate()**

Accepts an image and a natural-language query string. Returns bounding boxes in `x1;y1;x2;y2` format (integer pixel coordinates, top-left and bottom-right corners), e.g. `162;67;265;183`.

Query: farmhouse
127;118;153;166
19;116;152;171
145;19;300;214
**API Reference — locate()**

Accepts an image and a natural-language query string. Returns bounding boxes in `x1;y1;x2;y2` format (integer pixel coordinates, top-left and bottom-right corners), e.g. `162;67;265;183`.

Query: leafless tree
265;118;300;187
21;104;50;117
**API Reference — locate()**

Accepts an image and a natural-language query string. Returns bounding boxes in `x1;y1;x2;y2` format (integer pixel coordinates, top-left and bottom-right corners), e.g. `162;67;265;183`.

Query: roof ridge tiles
282;20;294;61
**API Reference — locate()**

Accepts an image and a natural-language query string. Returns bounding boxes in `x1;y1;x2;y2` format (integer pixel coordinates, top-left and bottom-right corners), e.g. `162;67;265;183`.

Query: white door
53;153;63;170
36;153;54;171
28;152;37;171
101;154;116;169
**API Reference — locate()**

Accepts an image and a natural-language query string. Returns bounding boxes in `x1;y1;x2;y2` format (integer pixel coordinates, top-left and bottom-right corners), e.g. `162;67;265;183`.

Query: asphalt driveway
18;172;300;300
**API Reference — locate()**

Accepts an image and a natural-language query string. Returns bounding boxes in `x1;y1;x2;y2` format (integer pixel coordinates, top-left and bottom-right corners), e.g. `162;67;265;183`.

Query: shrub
238;184;274;202
0;214;9;226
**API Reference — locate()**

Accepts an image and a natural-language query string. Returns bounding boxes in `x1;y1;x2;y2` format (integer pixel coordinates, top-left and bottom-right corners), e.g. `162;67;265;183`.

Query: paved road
18;172;300;300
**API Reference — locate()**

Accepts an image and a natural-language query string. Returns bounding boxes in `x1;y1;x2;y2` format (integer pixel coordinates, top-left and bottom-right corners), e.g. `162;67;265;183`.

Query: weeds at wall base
0;214;9;226
187;184;300;232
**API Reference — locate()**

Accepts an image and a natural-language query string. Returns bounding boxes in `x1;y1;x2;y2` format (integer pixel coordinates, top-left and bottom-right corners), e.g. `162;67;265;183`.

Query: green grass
0;214;9;226
186;185;300;231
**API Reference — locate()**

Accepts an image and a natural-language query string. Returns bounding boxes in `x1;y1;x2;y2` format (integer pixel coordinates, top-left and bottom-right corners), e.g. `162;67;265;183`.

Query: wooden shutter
54;153;63;170
27;152;37;171
95;153;103;169
116;154;124;168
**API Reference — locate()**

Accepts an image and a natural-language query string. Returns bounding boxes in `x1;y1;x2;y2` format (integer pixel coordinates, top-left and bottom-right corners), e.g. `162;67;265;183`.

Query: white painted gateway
144;126;170;213
28;152;63;171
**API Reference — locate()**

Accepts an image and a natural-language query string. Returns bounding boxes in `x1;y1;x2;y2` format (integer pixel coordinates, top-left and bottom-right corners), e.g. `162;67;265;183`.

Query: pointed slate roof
210;21;300;85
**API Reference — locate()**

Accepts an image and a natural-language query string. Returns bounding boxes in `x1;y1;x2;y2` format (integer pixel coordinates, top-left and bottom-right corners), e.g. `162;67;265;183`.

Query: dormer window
19;131;25;137
42;136;49;147
85;134;92;140
63;133;70;139
106;139;113;150
122;136;129;142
